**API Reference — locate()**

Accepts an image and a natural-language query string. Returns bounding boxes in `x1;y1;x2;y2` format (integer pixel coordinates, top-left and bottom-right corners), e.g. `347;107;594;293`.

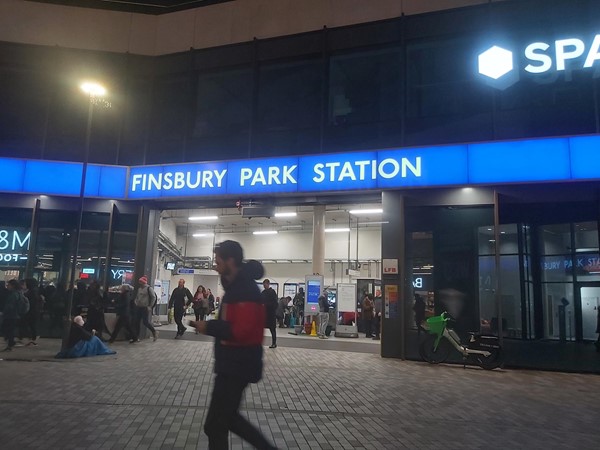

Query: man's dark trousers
174;308;186;335
204;374;274;450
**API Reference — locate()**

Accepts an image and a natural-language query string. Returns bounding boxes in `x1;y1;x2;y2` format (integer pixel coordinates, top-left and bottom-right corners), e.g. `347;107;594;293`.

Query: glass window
118;78;153;166
108;213;138;287
539;223;572;255
540;255;574;283
478;255;523;338
328;48;402;127
188;68;252;162
258;60;321;132
405;38;493;145
477;224;519;255
146;75;190;164
0;69;50;159
542;283;575;341
574;221;598;252
495;70;596;139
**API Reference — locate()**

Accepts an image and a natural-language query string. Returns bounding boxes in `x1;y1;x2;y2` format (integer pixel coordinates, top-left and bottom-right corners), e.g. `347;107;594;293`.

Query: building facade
1;0;600;372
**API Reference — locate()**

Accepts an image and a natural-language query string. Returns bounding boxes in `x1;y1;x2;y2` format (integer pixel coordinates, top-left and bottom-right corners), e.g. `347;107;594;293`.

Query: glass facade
1;1;599;165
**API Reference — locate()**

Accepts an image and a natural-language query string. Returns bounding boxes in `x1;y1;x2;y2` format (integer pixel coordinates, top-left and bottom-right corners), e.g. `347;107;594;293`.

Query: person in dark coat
413;293;426;333
85;281;111;342
2;279;21;352
21;278;44;346
109;285;138;343
168;278;193;338
189;240;276;450
595;306;600;352
262;279;278;349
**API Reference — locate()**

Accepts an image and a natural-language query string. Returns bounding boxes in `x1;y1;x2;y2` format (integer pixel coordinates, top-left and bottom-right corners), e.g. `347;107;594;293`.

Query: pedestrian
109;284;138;343
318;290;330;339
2;279;21;352
85;281;111;342
168;278;193;338
21;278;44;346
362;293;374;338
413;293;426;333
133;276;159;341
262;279;278;349
55;315;116;359
48;282;67;333
276;297;287;328
207;288;215;317
293;287;305;327
373;289;382;340
189;240;277;450
595;304;600;352
192;285;207;324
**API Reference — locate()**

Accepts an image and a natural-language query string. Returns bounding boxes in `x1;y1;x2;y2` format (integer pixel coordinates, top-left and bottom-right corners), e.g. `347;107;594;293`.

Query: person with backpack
134;276;159;341
2;279;23;352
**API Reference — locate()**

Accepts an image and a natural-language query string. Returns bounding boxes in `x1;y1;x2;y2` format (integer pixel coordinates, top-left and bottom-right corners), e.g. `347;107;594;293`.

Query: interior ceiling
29;0;234;15
162;203;385;236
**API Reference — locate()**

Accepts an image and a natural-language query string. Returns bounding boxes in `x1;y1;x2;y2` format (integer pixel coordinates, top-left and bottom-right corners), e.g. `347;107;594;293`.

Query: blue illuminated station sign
1;134;600;200
127;135;600;199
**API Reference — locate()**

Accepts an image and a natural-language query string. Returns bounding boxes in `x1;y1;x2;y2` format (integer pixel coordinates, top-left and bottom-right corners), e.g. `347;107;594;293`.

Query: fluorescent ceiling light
253;230;278;235
325;228;351;233
348;209;383;215
189;215;218;221
192;233;214;238
274;212;297;218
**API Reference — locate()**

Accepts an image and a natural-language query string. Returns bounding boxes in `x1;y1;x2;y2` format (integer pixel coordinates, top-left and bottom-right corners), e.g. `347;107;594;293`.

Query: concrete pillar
312;205;326;275
381;191;406;359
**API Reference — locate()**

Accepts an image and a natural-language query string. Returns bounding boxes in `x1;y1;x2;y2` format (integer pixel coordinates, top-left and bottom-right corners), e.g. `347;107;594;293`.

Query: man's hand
189;320;207;334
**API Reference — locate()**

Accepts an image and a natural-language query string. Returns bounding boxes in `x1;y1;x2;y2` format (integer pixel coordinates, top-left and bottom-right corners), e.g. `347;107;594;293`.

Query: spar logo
477;34;600;89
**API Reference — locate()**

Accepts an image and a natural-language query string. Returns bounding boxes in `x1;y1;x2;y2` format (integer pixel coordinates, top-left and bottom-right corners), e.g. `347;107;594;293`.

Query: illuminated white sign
478;33;600;89
0;230;30;252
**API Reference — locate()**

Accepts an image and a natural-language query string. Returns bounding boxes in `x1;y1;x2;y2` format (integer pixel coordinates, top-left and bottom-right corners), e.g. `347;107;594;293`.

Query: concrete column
312;205;326;275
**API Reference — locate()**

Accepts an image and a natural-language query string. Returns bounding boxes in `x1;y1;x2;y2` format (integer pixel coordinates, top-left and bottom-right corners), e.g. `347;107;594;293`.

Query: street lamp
62;81;107;350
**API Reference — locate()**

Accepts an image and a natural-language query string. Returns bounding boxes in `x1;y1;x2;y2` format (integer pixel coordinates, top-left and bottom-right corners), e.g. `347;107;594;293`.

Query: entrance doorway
579;283;600;341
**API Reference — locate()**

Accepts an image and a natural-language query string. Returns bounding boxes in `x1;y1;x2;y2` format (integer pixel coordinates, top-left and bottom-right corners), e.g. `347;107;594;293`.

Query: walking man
190;240;277;450
169;278;193;338
373;289;382;340
262;279;278;349
109;284;137;343
134;276;158;341
318;290;330;339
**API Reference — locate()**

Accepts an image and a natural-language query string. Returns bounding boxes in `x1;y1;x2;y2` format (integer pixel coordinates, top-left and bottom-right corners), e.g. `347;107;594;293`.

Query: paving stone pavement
0;338;599;450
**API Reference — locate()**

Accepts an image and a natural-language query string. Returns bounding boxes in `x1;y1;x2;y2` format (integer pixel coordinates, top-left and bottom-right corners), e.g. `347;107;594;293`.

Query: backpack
18;292;30;316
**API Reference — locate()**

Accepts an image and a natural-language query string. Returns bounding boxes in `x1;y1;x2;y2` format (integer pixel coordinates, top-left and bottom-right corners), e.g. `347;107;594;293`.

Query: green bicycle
419;311;504;370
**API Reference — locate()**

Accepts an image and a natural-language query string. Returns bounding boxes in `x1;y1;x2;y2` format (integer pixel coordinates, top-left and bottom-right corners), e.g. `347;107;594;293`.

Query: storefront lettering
525;36;600;73
0;230;30;251
130;169;227;192
0;253;26;262
312;157;421;183
239;165;297;186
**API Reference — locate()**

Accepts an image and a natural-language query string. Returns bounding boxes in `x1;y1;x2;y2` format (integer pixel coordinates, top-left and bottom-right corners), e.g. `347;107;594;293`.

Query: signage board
3;135;600;201
382;259;398;275
305;275;323;316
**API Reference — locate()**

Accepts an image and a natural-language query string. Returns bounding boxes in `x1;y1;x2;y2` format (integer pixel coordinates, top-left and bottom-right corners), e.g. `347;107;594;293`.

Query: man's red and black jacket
205;260;266;384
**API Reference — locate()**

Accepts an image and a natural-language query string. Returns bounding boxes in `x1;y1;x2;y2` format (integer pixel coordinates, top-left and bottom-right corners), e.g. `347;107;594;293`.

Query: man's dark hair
7;279;20;290
214;240;244;267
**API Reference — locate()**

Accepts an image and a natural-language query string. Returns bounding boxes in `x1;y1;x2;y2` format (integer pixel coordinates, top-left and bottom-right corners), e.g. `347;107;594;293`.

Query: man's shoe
269;344;277;349
26;341;38;346
153;331;159;342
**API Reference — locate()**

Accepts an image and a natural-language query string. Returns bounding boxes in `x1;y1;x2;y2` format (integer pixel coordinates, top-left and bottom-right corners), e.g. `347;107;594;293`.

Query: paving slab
0;337;599;449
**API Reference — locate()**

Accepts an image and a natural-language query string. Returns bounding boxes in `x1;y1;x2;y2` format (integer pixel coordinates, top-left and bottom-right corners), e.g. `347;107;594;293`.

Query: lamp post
62;81;107;350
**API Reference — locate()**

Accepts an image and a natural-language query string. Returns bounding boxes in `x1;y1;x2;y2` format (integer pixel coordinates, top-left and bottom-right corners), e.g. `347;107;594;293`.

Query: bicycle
419;311;504;370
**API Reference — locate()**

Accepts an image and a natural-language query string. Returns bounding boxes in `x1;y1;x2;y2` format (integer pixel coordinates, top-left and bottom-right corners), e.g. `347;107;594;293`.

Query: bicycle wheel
476;347;504;370
419;334;451;364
